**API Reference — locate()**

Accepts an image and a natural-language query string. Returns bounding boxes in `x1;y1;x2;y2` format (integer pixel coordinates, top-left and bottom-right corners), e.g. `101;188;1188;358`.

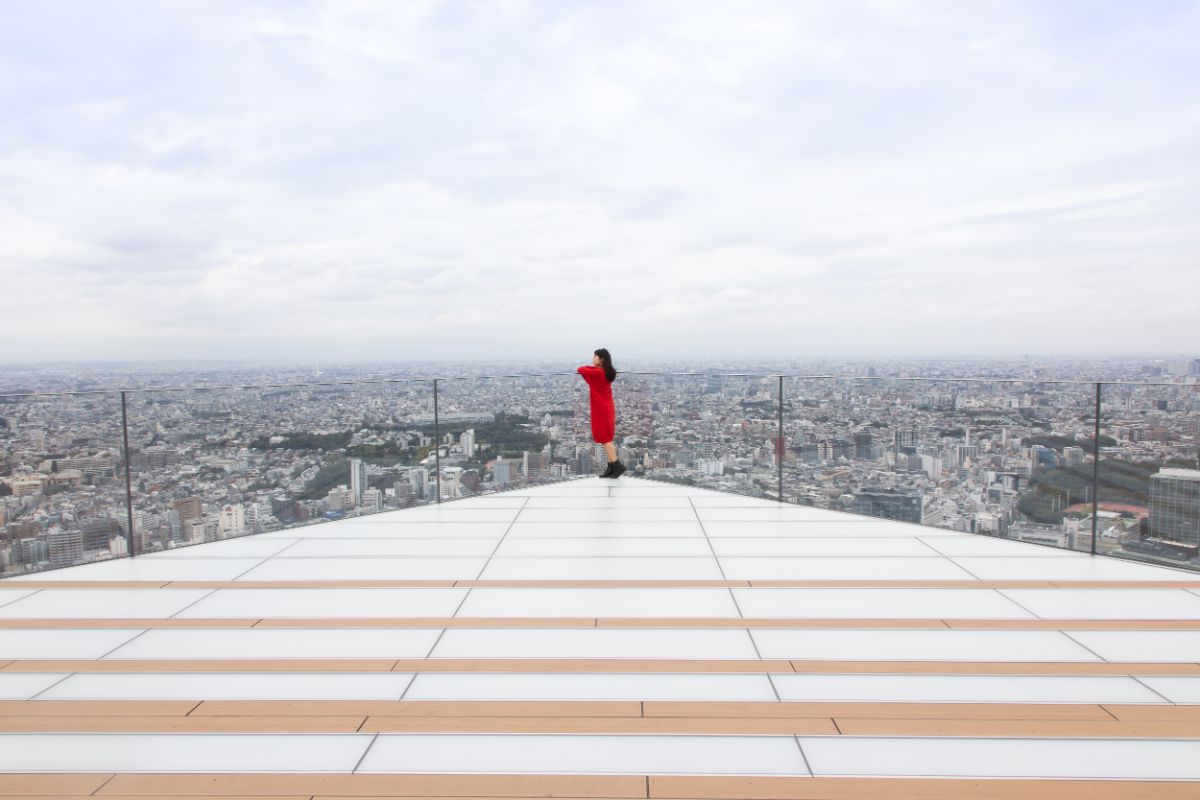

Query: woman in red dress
577;348;625;478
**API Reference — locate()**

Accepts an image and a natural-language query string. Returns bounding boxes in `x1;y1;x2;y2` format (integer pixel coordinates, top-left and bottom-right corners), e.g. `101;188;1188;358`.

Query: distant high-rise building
1188;358;1200;377
851;488;923;524
173;497;202;525
494;459;513;486
853;432;873;460
48;528;83;569
460;430;476;457
1149;468;1200;546
350;458;367;506
218;504;246;538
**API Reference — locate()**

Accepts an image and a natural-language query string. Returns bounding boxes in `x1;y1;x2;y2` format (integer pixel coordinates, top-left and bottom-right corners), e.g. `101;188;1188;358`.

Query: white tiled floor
175;588;468;618
799;737;1200;779
358;733;812;775
730;588;1037;619
430;629;760;659
456;588;741;618
40;672;417;700
0;588;212;619
3;476;1198;784
750;629;1102;662
404;673;778;701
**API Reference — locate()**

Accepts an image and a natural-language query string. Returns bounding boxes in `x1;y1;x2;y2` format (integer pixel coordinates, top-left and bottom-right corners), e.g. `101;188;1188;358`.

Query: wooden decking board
643;701;1117;721
0;715;368;732
786;660;1200;675
0;700;199;717
0;773;113;796
96;773;647;797
189;700;644;718
1102;705;1200;721
650;776;1200;799
832;718;1200;738
357;716;841;734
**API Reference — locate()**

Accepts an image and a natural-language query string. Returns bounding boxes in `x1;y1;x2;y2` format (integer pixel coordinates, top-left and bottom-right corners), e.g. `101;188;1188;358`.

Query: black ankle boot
600;461;615;478
610;460;626;479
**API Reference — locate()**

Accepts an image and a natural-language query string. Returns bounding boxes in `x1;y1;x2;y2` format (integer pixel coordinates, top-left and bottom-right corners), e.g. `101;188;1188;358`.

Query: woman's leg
602;441;617;462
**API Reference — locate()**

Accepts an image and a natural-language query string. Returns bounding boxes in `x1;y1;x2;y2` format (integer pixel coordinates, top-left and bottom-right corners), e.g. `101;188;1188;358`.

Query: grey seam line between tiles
1055;631;1112;663
166;588;222;619
96;629;152;660
765;672;783;702
992;589;1046;621
792;734;815;776
27;672;75;700
350;732;380;773
0;588;44;609
396;671;420;701
1127;675;1178;705
472;496;532;581
687;497;728;581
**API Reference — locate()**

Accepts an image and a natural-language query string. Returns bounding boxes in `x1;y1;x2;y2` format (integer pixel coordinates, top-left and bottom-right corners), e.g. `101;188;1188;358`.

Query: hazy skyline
2;0;1198;363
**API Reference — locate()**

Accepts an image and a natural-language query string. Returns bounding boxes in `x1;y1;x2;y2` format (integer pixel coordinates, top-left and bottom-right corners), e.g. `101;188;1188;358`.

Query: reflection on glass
1099;383;1200;570
619;374;780;497
121;380;435;553
783;378;1100;553
436;374;585;494
0;392;129;575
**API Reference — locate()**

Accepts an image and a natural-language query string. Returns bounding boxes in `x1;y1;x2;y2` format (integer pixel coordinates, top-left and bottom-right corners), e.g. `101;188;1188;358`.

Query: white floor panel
431;628;760;659
0;733;370;773
919;537;1085;558
141;539;298;559
523;497;695;509
0;629;146;659
3;558;263;582
403;673;777;701
516;509;700;523
771;673;1167;704
237;558;487;581
751;629;1102;662
260;522;512;539
689;495;788;507
710;538;941;557
280;539;500;557
103;628;442;660
456;588;741;618
0;589;40;607
701;521;963;538
41;672;417;700
697;508;871;522
494;538;714;558
0;673;71;700
359;733;810;775
478;557;724;581
998;588;1200;620
1062;630;1200;662
731;588;1036;619
175;588;469;619
506;522;705;538
954;557;1197;581
354;509;519;523
719;557;975;581
0;589;212;620
1136;676;1200;704
799;736;1200;779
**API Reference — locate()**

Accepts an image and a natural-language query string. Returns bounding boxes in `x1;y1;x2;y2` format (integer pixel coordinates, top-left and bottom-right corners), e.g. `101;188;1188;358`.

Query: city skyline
3;1;1199;361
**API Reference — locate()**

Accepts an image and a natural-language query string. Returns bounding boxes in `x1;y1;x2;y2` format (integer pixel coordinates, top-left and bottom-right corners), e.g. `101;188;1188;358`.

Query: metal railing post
120;391;136;558
1091;382;1102;556
777;375;784;503
433;378;442;504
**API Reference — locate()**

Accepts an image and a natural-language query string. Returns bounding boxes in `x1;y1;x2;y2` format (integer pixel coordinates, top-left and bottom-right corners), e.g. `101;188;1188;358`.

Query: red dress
577;366;616;443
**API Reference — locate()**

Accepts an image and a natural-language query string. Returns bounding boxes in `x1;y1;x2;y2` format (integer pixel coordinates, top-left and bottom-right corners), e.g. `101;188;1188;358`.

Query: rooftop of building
1;476;1199;797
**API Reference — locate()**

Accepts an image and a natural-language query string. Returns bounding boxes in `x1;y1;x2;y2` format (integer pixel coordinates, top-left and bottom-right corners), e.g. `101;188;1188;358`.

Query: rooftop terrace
1;476;1199;797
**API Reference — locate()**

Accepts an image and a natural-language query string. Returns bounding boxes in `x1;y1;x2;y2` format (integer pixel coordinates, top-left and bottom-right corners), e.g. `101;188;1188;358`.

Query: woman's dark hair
594;348;617;382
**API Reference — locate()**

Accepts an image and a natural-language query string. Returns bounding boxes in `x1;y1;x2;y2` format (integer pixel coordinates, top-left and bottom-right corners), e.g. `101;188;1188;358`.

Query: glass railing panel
0;391;130;575
622;373;779;497
783;377;1098;551
1096;382;1199;572
121;379;435;553
436;374;584;495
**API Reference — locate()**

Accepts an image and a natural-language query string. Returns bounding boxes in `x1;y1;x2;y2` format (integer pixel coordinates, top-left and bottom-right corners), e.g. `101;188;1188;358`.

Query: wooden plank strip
0;774;114;796
835;718;1200;738
945;620;1200;630
189;700;642;718
651;776;1200;800
788;660;1200;676
2;659;399;673
644;700;1116;721
0;700;198;717
0;715;367;733
1102;705;1200;721
97;773;647;798
255;618;598;629
0;619;259;629
359;716;839;734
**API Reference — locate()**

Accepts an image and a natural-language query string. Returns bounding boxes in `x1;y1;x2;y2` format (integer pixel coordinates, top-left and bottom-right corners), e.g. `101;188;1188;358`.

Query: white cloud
0;0;1198;362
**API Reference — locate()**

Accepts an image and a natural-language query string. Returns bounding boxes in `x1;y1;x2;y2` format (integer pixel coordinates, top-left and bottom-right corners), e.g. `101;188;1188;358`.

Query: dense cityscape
2;357;1198;577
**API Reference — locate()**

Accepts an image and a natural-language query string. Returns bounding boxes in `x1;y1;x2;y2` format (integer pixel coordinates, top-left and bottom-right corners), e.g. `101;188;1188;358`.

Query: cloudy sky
2;0;1198;363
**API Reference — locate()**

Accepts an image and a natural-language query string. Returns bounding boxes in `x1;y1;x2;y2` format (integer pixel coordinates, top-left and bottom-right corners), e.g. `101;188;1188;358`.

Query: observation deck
1;476;1199;797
